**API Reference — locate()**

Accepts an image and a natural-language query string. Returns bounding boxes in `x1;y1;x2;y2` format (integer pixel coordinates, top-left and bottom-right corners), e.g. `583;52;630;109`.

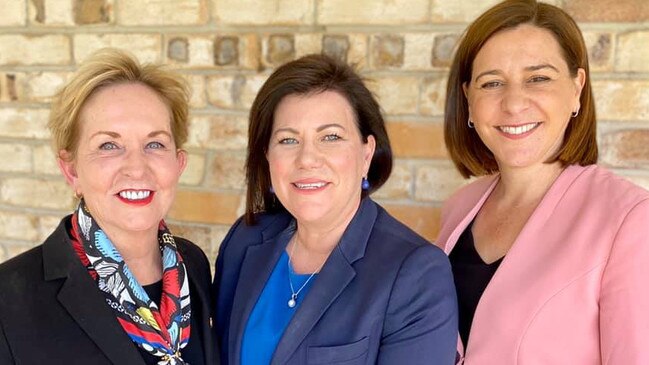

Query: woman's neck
289;199;362;273
495;162;565;206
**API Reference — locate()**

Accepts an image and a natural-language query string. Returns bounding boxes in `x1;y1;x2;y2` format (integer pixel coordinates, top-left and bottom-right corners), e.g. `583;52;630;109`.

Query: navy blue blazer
213;198;458;364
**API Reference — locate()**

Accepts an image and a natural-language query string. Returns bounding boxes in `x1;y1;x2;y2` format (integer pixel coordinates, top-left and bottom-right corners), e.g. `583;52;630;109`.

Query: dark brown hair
445;0;597;178
245;54;392;224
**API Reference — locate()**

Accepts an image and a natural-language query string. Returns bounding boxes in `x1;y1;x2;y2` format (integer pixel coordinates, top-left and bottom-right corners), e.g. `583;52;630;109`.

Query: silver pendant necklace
287;236;325;308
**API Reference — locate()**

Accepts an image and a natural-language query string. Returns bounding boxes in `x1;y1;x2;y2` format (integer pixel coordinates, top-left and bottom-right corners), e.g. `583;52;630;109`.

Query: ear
57;150;81;194
462;81;470;99
362;135;376;175
573;68;586;109
176;149;188;177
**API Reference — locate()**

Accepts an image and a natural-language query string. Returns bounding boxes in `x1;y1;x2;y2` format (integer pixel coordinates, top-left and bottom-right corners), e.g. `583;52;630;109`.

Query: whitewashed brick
0;35;70;66
318;0;429;25
33;144;60;175
295;33;322;58
187;115;248;150
403;33;435;70
205;152;245;189
373;161;413;199
593;80;649;121
23;72;70;103
38;215;64;241
0;0;26;26
0;211;39;241
0;109;50;139
369;76;420;115
0;177;73;210
206;74;268;110
118;0;207;25
431;0;501;22
179;152;205;185
214;0;313;25
420;76;447;116
74;34;161;64
187;75;206;108
0;143;32;173
29;0;74;25
616;31;649;72
415;163;467;202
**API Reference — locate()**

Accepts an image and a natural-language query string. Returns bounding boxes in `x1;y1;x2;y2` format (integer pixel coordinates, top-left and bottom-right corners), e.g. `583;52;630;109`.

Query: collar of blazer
41;216;148;365
229;197;379;365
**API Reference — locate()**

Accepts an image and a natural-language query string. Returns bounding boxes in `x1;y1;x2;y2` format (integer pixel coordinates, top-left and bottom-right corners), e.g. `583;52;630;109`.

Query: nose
121;148;150;178
296;140;323;169
501;84;530;115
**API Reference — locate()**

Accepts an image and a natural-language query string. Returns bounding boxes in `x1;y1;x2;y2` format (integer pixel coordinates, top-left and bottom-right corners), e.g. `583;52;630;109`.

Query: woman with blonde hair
0;49;217;365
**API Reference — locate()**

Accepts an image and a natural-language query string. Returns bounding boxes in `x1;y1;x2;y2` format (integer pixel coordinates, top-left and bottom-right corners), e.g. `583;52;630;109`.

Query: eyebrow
272;123;346;135
89;130;173;139
474;63;560;82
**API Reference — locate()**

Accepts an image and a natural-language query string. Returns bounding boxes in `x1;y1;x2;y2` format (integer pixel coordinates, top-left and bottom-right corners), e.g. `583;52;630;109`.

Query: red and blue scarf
69;200;191;365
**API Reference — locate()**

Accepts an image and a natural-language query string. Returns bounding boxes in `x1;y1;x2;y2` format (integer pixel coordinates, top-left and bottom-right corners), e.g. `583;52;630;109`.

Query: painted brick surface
0;0;647;264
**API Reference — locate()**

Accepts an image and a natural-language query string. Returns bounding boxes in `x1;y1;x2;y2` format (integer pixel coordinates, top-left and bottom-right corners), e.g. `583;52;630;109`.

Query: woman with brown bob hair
437;0;649;363
213;54;458;364
0;48;217;365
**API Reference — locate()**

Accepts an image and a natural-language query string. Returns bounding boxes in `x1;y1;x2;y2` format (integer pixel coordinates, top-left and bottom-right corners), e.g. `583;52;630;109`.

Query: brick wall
0;0;647;264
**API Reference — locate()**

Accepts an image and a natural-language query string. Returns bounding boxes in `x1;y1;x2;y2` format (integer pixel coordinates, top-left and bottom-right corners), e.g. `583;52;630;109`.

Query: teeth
499;123;539;135
119;190;151;200
294;182;327;189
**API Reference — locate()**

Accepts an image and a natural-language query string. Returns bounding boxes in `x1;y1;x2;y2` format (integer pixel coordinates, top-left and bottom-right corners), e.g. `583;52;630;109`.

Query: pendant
288;294;297;308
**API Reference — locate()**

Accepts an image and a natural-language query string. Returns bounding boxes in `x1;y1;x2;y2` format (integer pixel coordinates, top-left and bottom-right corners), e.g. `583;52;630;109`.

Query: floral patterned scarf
69;200;191;365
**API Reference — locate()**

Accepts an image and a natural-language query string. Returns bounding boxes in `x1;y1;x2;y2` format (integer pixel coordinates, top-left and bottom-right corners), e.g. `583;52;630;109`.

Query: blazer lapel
43;219;145;365
181;245;217;364
271;199;378;365
228;223;291;365
465;165;588;356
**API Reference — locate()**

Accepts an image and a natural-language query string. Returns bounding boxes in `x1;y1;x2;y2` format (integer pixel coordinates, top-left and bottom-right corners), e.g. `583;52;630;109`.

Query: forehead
473;24;568;73
79;82;171;131
272;90;357;128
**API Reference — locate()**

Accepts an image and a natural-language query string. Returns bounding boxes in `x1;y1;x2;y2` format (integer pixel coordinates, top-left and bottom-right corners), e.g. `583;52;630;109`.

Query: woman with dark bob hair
437;0;649;363
213;54;458;364
0;49;217;365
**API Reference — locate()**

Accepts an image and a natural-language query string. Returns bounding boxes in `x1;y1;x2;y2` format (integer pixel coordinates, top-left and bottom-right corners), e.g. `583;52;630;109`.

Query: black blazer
0;216;218;365
213;198;458;365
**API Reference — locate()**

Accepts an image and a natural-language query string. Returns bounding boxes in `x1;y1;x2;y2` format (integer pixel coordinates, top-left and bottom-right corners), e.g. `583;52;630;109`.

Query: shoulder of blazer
221;212;293;249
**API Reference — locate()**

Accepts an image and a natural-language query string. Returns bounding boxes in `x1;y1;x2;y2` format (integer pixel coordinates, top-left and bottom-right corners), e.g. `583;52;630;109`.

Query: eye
146;141;165;149
99;142;119;150
322;133;341;142
529;75;550;83
480;80;503;89
278;137;298;145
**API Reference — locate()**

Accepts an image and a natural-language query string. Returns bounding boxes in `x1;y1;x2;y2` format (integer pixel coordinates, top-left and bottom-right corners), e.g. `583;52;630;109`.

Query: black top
449;221;503;348
139;280;206;365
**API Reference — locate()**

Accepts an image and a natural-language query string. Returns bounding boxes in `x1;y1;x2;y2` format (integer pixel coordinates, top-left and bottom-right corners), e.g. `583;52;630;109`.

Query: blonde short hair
48;48;190;160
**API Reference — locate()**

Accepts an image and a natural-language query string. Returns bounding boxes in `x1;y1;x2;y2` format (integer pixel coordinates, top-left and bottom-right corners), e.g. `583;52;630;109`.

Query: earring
269;185;275;194
468;118;475;128
361;177;370;191
571;109;579;118
74;191;83;200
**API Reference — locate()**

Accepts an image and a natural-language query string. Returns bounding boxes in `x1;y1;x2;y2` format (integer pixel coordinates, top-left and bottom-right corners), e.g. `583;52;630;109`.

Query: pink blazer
437;164;649;364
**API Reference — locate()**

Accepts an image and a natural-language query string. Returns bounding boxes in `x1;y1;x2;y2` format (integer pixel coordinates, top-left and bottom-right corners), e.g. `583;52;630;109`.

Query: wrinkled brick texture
0;0;647;263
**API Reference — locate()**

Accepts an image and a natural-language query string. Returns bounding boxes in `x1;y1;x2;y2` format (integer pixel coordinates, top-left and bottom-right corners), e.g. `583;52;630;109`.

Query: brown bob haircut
48;48;190;160
245;54;392;224
445;0;597;178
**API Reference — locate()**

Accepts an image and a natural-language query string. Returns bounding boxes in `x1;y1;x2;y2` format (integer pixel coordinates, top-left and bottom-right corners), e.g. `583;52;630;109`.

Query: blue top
241;251;316;365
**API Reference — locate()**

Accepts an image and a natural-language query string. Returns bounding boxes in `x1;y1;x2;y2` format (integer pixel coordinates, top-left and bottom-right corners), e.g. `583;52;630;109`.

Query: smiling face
464;24;585;172
267;90;375;229
59;82;186;236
